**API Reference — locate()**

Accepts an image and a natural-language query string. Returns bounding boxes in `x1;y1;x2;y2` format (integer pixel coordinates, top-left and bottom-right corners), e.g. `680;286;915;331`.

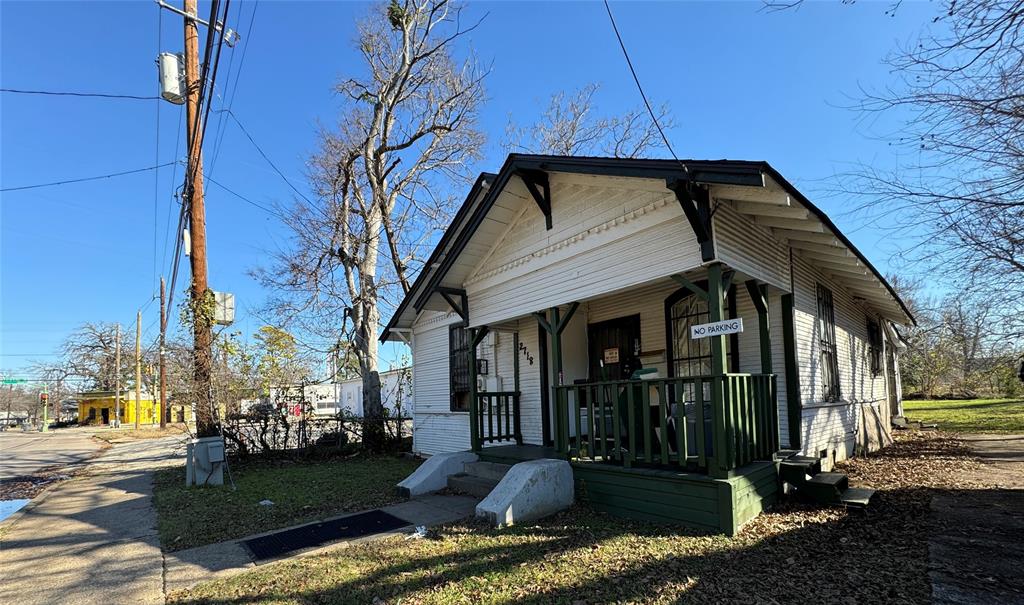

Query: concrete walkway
164;493;479;595
0;434;185;605
930;434;1024;605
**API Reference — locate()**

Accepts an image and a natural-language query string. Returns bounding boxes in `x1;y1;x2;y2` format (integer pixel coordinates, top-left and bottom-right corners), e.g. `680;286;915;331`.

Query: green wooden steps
802;472;849;502
779;454;875;510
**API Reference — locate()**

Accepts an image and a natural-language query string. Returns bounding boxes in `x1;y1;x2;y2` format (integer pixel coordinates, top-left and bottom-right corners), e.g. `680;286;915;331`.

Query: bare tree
255;0;486;450
57;322;130;391
504;83;675;158
770;1;1024;337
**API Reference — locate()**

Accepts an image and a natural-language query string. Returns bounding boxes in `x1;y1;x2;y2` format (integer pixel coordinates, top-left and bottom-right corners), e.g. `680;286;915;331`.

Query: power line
0;88;160;100
602;0;688;176
206;175;286;219
209;0;259;176
222;109;313;204
0;162;178;193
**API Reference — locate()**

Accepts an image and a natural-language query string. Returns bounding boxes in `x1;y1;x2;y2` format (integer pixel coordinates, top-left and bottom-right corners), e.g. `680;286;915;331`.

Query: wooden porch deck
477;444;560;465
478;443;779;535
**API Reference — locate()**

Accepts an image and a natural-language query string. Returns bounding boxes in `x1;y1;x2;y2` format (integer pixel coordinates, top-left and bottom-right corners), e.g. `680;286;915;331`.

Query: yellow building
78;390;161;426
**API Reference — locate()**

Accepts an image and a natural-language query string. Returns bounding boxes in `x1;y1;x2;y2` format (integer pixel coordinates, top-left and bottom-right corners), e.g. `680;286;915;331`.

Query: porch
465;263;788;474
459;262;788;533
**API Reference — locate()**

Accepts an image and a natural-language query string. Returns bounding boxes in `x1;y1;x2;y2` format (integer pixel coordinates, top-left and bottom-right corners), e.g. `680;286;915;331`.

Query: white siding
465;177;702;327
791;253;891;464
411;311;471;455
410;311;547;456
713;203;790;290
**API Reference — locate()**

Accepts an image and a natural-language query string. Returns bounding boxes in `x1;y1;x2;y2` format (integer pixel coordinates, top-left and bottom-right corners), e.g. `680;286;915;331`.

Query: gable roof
381;154;914;341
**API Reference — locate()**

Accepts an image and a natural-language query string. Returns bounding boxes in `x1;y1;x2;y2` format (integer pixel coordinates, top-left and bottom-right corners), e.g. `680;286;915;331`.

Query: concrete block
475;459;573;527
396;451;478;497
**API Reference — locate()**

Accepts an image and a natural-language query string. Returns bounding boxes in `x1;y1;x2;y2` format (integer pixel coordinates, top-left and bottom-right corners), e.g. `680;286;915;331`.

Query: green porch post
468;327;480;452
746;280;778;454
781;294;802;450
744;281;773;374
707;263;731;478
535;303;579;456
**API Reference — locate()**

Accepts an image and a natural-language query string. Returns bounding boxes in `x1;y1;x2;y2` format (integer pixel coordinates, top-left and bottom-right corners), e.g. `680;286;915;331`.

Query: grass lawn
169;433;982;605
904;398;1024;433
153;454;420;552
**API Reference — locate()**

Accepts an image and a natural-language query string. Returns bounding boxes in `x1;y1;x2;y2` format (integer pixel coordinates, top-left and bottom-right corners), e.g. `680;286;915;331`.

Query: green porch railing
474;390;522;448
552;374;777;473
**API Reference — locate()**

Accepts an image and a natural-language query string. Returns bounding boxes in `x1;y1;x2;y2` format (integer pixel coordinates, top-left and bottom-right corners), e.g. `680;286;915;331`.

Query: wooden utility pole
183;0;214;436
135;310;142;430
159;276;167;428
114;323;121;426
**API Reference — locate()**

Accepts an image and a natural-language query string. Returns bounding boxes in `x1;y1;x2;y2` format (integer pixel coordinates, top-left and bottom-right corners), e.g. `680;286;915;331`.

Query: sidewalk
930;434;1024;604
0;434;184;605
164;493;479;595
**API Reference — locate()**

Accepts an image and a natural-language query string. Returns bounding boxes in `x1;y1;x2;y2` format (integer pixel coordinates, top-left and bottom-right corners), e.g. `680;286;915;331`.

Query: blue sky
0;0;940;378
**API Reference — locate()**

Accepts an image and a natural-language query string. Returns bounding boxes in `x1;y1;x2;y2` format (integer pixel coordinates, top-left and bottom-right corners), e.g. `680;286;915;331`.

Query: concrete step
463;461;511;482
840;487;875;510
447;473;499;498
801;472;849;503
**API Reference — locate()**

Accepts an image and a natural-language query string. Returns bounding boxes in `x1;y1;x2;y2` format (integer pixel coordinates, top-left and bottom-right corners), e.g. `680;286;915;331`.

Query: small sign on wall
690;318;744;339
603;347;620;364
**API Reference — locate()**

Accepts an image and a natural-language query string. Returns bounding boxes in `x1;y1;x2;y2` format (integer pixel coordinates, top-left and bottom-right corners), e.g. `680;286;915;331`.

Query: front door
587;315;641;381
100;408;110;424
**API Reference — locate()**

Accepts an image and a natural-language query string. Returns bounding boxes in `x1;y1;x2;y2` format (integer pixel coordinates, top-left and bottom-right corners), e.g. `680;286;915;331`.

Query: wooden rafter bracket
666;177;714;261
471;325;491;348
670;274;709;300
515;168;552;230
437;286;469;324
534;301;579;335
744;280;768;316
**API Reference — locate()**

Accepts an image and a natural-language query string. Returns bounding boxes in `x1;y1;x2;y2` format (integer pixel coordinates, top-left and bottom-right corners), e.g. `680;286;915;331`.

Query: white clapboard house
382;154;913;534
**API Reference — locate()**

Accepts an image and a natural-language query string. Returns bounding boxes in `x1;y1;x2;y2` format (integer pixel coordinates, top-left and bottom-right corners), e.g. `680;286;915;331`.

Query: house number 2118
519;341;534;366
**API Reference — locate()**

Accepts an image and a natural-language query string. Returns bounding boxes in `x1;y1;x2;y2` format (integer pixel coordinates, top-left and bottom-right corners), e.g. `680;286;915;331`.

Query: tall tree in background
257;0;486;450
504;83;675;158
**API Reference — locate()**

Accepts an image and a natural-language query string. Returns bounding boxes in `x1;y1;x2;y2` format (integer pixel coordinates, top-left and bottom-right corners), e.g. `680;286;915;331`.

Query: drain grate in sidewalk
243;509;411;562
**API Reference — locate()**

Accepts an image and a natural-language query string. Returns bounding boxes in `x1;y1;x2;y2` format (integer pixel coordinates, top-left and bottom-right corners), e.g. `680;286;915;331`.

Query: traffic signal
39;392;48;404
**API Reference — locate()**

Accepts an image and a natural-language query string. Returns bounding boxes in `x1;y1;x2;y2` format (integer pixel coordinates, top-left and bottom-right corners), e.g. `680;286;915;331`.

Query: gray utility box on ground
185;435;225;486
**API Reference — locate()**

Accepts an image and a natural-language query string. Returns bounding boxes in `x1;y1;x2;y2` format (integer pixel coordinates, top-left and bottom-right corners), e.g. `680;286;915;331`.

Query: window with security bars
867;320;883;377
449;325;471;411
668;292;734;378
817;284;841;401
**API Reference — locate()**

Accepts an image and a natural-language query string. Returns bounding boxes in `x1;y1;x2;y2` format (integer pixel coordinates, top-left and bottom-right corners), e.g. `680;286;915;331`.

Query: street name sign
690;318;744;339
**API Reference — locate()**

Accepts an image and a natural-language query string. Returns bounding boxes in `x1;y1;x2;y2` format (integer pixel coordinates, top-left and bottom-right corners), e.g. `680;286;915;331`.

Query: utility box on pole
157;52;186;105
213;291;235;325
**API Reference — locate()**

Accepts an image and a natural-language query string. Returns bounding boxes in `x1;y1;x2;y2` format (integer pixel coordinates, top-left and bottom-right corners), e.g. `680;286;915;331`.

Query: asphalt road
0;429;103;480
